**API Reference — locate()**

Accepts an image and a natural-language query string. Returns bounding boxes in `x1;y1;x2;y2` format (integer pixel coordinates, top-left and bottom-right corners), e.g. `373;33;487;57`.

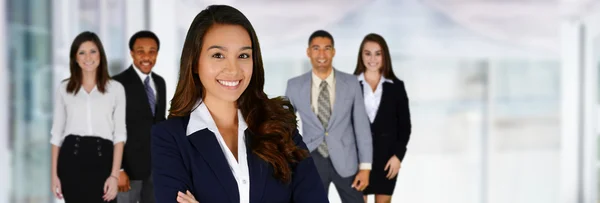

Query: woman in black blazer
353;33;412;203
151;5;328;203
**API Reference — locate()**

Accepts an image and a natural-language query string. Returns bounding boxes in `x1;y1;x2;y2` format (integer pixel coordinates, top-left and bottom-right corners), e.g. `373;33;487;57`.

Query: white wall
149;0;179;114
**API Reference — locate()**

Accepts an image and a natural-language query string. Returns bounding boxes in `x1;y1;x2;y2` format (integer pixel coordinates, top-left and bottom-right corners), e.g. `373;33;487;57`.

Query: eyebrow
135;47;157;50
79;49;97;52
311;45;333;48
207;45;252;51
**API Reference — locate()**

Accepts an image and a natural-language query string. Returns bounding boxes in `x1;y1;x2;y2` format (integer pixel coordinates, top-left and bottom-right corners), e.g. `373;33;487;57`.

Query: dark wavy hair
168;5;308;183
66;31;110;94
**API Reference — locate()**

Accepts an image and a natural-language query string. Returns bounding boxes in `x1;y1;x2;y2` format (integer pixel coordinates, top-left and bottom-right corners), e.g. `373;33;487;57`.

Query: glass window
7;0;53;202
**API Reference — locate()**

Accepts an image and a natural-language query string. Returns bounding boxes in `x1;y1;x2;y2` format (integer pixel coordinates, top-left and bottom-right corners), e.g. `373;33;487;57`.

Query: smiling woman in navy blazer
150;5;329;203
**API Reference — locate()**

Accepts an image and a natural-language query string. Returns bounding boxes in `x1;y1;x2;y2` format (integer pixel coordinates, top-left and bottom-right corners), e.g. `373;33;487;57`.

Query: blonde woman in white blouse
50;31;126;203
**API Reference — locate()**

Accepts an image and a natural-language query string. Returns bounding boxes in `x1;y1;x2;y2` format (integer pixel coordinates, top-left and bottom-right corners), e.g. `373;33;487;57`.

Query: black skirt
57;135;115;203
363;132;399;195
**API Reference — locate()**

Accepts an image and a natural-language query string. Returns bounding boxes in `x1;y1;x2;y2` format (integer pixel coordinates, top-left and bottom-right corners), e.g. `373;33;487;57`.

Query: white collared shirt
50;80;127;146
132;64;157;99
186;102;250;203
358;73;394;123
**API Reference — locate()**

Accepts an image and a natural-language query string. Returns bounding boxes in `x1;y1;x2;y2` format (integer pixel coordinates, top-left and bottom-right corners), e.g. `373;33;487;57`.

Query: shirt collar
186;100;248;136
132;64;152;82
357;72;394;85
311;69;335;86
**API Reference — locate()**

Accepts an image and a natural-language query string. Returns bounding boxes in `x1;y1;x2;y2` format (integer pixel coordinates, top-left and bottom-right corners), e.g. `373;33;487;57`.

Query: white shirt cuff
50;135;63;147
359;163;372;170
113;133;127;145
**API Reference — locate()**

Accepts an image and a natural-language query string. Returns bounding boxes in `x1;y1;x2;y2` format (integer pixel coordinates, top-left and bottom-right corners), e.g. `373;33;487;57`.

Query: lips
140;61;152;66
217;80;241;87
367;62;378;67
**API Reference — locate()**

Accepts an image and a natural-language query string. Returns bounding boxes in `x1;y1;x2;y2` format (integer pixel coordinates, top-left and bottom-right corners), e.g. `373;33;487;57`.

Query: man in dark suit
113;30;167;203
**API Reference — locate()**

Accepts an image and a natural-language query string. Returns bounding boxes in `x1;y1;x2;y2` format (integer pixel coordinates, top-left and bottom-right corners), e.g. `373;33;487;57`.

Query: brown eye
239;53;250;59
212;53;224;59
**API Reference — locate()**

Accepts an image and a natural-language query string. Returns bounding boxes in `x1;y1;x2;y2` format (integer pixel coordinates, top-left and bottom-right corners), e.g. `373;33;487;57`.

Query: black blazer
360;79;412;161
112;66;167;180
151;116;329;203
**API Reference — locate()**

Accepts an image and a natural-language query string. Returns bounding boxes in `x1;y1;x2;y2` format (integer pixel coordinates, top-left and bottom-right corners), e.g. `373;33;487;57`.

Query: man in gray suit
285;30;373;203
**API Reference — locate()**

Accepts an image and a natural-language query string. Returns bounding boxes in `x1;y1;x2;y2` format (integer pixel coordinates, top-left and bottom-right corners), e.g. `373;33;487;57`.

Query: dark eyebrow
207;46;252;51
207;45;226;51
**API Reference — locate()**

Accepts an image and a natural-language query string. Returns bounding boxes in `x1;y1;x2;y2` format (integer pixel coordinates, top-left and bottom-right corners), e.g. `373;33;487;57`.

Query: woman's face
198;24;253;103
76;41;101;73
362;41;383;72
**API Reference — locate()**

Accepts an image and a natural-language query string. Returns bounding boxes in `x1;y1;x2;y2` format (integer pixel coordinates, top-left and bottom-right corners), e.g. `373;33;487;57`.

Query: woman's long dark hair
353;33;399;81
168;5;308;183
66;31;110;94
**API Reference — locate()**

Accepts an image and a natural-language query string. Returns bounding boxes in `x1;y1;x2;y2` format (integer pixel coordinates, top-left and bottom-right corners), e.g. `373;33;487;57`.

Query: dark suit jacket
360;78;412;161
150;116;330;203
112;66;167;180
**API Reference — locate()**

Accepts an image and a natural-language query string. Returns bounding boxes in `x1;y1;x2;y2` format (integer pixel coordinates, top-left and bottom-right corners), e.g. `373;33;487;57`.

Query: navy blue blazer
151;116;329;203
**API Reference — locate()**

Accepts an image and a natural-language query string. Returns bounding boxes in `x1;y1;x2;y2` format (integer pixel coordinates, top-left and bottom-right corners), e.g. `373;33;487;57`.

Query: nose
223;58;240;75
84;53;92;61
317;49;326;58
141;53;149;60
367;54;374;61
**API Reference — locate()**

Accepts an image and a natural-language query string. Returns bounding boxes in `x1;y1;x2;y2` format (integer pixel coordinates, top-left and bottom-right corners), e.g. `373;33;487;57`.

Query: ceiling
176;0;600;59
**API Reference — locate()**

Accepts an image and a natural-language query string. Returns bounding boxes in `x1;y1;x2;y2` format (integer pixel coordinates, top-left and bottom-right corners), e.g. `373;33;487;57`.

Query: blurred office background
1;0;600;202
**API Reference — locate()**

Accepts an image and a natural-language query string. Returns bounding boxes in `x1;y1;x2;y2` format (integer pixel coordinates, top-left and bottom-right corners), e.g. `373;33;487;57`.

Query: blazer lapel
151;73;164;119
127;66;155;118
328;70;347;129
299;73;324;131
245;131;267;203
372;82;391;125
188;129;240;203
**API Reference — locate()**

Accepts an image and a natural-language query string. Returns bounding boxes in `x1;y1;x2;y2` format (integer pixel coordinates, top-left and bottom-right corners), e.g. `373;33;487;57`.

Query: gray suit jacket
285;69;373;178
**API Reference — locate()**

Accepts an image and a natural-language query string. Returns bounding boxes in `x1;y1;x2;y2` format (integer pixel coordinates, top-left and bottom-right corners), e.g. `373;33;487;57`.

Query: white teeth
218;80;240;87
318;59;326;63
142;62;151;66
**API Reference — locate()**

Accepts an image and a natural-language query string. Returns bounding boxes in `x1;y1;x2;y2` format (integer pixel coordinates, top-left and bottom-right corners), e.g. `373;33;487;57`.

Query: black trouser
311;151;364;203
58;135;115;203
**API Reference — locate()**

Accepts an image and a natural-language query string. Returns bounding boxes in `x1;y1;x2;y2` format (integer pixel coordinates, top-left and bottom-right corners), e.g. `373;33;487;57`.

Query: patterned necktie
144;76;156;116
317;80;331;158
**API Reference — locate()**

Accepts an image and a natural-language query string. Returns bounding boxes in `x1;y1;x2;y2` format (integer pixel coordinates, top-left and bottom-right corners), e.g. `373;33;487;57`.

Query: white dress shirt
311;70;371;170
186;101;250;203
132;64;157;99
358;73;394;123
50;80;127;146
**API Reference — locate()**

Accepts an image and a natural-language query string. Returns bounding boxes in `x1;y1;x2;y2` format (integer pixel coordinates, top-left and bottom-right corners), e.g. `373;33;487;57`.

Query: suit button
74;143;79;148
97;146;101;150
97;140;100;143
242;180;247;184
73;150;78;155
98;152;102;157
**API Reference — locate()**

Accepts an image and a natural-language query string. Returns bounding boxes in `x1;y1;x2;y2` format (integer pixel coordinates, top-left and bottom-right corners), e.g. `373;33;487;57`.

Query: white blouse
186;101;250;203
50;80;127;146
358;73;393;123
